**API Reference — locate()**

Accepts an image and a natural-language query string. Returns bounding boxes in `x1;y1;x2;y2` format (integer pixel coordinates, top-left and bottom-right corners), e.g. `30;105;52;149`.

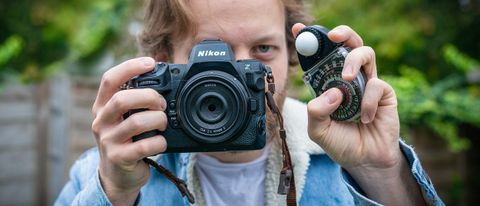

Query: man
55;0;443;205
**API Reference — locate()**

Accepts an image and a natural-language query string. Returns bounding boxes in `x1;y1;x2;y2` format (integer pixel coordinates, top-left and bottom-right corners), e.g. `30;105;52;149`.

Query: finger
108;135;167;164
360;78;396;124
125;135;167;162
103;110;168;143
99;88;166;126
307;88;343;134
343;46;377;81
92;57;155;116
292;23;306;38
328;25;363;48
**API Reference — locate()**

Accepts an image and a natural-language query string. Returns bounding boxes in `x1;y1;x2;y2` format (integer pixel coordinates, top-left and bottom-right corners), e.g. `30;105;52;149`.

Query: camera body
124;40;266;153
295;25;366;121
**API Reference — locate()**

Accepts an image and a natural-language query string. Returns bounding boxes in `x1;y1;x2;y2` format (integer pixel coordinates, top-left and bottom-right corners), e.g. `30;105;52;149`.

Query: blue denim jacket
55;98;444;206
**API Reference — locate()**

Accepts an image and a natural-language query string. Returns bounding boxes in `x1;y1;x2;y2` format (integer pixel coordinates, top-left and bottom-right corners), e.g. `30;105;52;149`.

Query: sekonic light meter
295;25;366;121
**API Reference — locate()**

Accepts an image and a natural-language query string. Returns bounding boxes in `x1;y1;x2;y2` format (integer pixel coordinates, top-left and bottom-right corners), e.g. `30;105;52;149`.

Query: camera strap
143;158;196;204
121;83;196;203
264;66;297;206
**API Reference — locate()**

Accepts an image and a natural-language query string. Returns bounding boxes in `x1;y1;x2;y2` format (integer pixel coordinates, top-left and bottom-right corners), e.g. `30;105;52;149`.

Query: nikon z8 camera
296;25;367;121
123;40;267;153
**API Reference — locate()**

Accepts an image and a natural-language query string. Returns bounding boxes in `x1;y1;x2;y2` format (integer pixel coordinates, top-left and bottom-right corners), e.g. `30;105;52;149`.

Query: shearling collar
282;97;325;155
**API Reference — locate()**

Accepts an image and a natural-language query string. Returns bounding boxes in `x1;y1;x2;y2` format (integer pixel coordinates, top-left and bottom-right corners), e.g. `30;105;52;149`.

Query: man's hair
138;0;312;67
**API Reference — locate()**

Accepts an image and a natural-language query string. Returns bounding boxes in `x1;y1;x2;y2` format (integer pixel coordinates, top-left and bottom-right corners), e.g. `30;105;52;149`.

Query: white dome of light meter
295;31;318;56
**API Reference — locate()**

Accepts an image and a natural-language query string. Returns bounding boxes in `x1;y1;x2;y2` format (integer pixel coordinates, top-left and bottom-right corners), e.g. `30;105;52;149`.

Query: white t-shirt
194;147;270;206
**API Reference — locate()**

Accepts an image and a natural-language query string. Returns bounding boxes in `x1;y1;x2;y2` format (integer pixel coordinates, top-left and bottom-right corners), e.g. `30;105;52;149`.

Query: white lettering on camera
197;50;226;57
204;83;217;87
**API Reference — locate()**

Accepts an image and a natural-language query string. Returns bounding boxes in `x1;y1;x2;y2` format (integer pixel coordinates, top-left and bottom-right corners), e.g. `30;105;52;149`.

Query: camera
295;25;366;121
123;40;267;153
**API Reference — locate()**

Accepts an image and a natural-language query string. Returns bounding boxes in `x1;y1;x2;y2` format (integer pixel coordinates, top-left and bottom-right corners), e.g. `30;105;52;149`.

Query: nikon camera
123;40;267;153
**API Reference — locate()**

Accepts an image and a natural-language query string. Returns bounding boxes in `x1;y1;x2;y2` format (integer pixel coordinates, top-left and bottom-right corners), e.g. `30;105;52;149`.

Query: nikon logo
197;50;226;57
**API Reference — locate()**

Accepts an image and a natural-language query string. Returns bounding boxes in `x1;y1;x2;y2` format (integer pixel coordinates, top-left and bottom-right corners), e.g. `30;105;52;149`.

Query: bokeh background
1;0;479;205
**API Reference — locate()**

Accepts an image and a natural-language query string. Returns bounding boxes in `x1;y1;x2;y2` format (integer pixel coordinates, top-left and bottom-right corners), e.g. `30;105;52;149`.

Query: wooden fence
0;74;98;206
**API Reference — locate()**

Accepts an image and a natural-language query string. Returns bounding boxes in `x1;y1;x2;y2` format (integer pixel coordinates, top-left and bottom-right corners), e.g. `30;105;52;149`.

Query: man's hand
292;23;426;205
91;57;168;205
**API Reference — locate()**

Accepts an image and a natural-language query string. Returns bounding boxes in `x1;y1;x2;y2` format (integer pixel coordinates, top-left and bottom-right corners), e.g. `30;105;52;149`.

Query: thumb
292;23;306;38
307;88;343;135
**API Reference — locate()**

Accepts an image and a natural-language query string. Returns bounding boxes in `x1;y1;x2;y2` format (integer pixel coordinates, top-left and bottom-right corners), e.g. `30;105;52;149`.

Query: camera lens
196;92;227;123
177;70;250;143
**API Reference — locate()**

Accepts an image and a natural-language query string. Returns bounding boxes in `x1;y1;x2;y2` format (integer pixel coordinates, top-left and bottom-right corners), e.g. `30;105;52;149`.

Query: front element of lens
177;70;249;143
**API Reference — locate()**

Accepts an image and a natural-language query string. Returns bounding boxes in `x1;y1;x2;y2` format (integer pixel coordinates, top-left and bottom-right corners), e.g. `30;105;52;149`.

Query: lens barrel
177;70;250;143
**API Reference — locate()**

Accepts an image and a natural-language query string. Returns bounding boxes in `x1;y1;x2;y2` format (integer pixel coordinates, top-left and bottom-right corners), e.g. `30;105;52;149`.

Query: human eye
252;45;277;61
257;45;272;53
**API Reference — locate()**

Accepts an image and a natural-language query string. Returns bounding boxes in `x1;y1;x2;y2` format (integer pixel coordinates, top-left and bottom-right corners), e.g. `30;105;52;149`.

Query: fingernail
325;90;338;104
330;27;339;34
343;65;353;76
330;27;344;35
361;113;371;124
143;57;154;67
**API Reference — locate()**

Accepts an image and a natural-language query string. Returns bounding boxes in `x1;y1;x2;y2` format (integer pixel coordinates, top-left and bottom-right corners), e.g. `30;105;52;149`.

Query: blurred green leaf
443;44;479;73
0;35;23;66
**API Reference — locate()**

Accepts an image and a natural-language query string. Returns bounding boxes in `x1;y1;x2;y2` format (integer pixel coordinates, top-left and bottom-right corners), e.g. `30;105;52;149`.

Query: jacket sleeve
340;140;445;206
54;148;113;206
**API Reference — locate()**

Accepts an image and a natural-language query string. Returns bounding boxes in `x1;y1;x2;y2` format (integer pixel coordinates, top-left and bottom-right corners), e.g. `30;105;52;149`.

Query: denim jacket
55;98;444;206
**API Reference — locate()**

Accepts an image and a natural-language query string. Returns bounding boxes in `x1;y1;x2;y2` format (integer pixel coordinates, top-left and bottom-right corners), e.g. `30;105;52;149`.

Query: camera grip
132;130;161;142
123;108;162;142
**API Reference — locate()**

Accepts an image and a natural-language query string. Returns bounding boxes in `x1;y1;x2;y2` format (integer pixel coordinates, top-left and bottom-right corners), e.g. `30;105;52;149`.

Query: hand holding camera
91;39;271;203
91;56;168;205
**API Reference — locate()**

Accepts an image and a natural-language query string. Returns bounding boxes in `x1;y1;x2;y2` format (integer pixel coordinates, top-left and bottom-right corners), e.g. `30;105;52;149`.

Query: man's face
171;0;289;109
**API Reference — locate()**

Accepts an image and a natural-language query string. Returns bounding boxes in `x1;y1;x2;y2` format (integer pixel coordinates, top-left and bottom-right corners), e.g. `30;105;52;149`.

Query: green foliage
443;44;479;73
0;0;135;83
290;0;480;152
0;36;23;66
382;43;480;152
